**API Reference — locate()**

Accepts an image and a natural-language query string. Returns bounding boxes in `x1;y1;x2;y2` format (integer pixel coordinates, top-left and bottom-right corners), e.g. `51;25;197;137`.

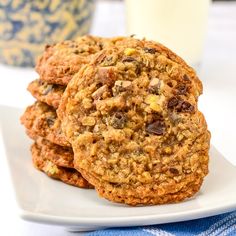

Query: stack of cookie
21;36;112;189
21;36;210;205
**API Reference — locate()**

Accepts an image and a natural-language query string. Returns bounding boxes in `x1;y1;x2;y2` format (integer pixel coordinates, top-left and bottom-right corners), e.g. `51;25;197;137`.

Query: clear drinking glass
125;0;210;68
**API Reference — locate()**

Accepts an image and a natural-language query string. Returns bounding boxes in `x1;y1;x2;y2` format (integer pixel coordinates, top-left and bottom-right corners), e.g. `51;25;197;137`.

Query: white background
0;1;236;235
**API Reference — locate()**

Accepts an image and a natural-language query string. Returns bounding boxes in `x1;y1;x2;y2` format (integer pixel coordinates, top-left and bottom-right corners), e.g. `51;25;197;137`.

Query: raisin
64;68;70;73
74;50;80;55
169;168;179;175
135;64;142;75
110;112;126;129
122;56;136;62
146;120;165;135
144;47;157;54
38;80;44;86
178;101;194;113
42;84;53;95
176;84;188;95
46;117;55;127
183;74;190;81
45;45;50;50
167;81;173;87
98;42;103;50
167;97;179;109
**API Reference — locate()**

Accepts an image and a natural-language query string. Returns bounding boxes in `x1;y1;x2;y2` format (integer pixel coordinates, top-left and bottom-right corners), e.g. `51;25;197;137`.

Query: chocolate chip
110;112;126;129
148;78;161;95
42;84;53;95
146;120;165;135
46;117;55;127
167;97;179;109
169;168;179;175
144;47;157;54
122;56;136;63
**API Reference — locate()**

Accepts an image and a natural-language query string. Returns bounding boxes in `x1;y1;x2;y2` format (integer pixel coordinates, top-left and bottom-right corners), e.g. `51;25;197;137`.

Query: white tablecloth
0;1;236;235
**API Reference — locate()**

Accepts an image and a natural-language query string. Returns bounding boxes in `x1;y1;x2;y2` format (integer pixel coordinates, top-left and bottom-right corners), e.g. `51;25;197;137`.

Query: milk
125;0;210;67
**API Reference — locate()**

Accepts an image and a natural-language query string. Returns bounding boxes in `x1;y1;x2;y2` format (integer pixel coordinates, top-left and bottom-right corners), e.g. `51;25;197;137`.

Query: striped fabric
87;211;236;236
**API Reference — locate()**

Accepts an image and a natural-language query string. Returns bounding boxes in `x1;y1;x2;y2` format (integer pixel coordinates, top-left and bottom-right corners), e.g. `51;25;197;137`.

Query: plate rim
18;202;236;227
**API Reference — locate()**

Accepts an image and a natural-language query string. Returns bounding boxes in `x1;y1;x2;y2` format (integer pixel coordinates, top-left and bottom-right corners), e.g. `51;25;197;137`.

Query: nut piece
92;85;109;100
42;84;53;95
110;112;126;129
82;98;93;109
44;161;59;175
113;80;132;94
149;78;162;95
145;94;164;112
124;48;136;56
97;67;116;86
81;117;96;126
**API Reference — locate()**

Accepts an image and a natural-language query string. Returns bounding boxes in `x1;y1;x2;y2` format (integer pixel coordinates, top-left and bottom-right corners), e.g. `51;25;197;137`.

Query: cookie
27;79;65;109
58;37;210;205
35;35;113;85
31;141;93;188
35;138;73;168
21;101;70;147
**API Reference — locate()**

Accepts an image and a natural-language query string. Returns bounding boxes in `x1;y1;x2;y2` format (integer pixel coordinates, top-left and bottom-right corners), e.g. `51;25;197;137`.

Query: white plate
1;105;236;232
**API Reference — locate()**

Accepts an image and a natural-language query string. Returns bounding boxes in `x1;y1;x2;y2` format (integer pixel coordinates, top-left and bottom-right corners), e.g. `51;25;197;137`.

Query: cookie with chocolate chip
58;37;210;205
31;141;93;188
27;79;65;109
20;101;70;147
35;35;113;85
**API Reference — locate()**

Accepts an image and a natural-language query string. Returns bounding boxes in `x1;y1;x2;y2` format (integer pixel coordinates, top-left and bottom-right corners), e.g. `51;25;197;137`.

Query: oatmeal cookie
58;37;210;205
31;141;93;188
35;35;113;85
35;138;73;168
27;79;65;109
21;101;70;147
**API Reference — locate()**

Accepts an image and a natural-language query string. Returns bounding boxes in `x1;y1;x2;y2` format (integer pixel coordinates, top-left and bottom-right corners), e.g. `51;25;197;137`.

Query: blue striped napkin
87;211;236;236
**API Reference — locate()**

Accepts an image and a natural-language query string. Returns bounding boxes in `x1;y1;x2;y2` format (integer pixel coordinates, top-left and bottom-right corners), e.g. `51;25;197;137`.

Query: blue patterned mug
0;0;95;67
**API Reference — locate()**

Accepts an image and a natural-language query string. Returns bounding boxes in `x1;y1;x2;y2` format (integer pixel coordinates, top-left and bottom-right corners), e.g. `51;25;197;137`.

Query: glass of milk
125;0;210;68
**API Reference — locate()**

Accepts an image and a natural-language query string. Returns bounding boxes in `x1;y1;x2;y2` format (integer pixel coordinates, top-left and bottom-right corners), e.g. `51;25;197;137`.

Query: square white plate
1;105;236;231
